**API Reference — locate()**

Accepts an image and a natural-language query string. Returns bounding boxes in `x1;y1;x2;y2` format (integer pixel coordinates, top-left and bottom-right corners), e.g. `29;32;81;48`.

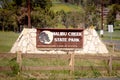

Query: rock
10;28;108;54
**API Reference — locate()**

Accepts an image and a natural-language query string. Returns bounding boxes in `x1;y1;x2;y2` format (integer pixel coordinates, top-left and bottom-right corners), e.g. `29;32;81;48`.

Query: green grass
0;31;19;52
22;58;69;66
103;30;120;40
0;58;10;66
51;3;83;13
97;30;120;40
75;59;106;66
0;57;119;79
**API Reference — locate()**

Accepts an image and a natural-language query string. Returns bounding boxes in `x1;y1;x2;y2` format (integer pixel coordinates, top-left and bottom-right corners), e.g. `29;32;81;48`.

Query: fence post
108;55;112;75
69;52;75;75
112;43;114;53
16;51;22;71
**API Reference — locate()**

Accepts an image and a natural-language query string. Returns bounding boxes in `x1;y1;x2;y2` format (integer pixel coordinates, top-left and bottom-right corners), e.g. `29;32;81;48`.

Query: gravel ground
103;40;120;51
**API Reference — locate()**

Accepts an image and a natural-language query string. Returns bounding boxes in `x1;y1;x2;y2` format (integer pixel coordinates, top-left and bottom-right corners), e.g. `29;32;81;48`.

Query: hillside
50;2;85;28
51;3;84;12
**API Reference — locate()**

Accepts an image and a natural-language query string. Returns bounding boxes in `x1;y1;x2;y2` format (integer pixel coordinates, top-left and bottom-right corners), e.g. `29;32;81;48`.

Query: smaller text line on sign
36;28;84;49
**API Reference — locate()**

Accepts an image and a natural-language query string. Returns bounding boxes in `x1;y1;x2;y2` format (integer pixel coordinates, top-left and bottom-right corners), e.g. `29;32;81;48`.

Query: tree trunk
2;21;5;31
27;0;31;28
2;26;4;32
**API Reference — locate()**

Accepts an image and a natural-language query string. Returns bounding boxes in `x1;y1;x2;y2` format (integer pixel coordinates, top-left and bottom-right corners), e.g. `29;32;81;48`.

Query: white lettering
53;32;67;36
53;32;59;36
68;32;82;36
59;32;67;36
68;38;80;42
54;38;67;42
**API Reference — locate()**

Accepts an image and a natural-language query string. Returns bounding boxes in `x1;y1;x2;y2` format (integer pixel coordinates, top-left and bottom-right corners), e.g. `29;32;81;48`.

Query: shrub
9;57;20;75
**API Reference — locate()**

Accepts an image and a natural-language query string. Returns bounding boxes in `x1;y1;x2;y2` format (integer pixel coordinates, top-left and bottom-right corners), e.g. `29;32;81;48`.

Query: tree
107;4;120;25
0;0;54;31
0;9;8;31
31;7;56;28
0;0;26;31
33;0;52;10
82;0;100;28
31;0;56;28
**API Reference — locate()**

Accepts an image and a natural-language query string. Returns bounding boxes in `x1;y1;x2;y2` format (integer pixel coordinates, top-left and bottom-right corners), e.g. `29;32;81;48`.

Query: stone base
10;28;108;54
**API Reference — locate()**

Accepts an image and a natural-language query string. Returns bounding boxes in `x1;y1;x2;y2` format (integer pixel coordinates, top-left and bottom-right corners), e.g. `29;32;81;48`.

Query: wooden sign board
36;28;84;50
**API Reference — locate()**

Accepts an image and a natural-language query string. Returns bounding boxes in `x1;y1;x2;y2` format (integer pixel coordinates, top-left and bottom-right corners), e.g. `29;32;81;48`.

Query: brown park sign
36;28;84;50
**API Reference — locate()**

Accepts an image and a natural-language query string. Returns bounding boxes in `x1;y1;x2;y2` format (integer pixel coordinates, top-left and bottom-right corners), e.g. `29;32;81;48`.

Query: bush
9;57;20;75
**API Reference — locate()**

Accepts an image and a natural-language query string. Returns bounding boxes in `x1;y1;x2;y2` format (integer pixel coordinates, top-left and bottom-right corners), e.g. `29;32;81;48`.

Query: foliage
0;0;53;31
31;7;56;28
82;1;100;28
51;3;83;13
0;52;120;79
9;57;20;75
0;0;120;31
114;20;120;30
33;0;52;10
65;11;84;28
57;0;120;28
107;4;120;25
30;0;57;28
90;66;102;78
58;0;120;6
